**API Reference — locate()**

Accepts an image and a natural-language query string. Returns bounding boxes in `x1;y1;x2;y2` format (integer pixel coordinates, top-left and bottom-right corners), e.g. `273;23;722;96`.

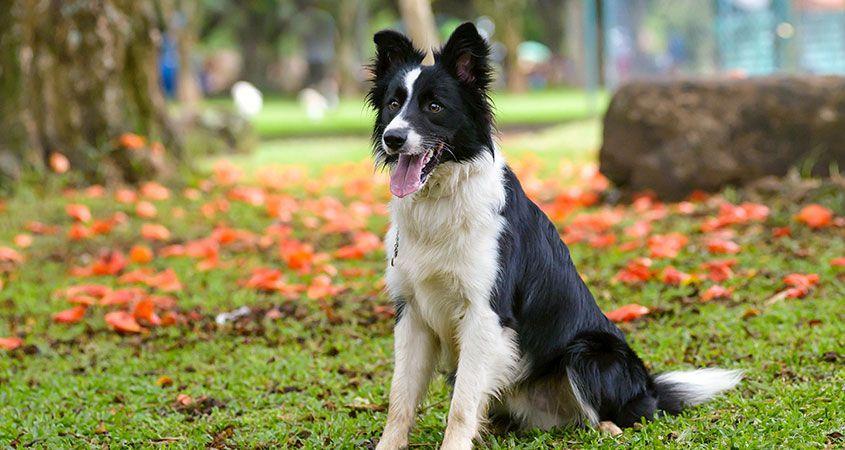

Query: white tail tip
654;368;744;405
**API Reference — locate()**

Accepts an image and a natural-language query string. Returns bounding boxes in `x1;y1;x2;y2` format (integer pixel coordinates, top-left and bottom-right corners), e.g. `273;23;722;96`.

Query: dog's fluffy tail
653;368;743;414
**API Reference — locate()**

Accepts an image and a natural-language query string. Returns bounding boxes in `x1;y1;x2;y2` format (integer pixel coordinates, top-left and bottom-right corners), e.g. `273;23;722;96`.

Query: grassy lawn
207;88;608;138
1;132;844;448
205;119;601;173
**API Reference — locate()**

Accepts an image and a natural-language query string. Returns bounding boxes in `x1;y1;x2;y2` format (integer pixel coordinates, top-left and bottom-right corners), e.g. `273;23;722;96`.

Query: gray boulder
599;76;845;200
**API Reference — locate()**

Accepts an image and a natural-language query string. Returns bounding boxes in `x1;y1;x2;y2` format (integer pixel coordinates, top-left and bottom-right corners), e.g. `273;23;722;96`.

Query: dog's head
367;23;495;198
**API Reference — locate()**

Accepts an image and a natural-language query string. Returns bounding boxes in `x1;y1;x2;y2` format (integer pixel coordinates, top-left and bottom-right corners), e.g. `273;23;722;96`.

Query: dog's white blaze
381;147;520;449
383;67;423;153
654;368;744;405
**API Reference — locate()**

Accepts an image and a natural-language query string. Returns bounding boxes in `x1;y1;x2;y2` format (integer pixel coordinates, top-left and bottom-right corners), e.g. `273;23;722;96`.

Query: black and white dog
369;23;742;450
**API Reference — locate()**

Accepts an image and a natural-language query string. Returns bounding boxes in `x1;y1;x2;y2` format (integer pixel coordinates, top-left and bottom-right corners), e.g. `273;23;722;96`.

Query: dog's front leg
441;306;517;450
377;305;437;450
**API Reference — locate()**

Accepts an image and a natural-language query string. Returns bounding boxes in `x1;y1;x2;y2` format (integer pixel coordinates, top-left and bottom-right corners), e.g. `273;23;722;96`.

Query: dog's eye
387;100;401;111
426;102;443;113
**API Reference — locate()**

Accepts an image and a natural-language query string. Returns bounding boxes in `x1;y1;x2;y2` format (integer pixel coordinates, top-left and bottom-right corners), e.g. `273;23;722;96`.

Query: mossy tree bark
0;0;181;188
0;5;28;182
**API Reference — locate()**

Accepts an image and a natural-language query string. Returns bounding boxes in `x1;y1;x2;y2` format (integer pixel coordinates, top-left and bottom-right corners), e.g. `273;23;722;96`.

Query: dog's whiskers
422;138;457;162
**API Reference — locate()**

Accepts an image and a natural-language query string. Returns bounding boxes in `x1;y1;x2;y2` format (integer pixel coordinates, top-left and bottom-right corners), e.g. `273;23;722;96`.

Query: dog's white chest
384;156;506;368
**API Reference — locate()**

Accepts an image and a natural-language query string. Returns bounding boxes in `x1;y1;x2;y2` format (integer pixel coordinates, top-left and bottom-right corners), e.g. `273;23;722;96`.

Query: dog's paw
439;435;474;450
439;442;473;450
597;421;623;436
375;434;408;450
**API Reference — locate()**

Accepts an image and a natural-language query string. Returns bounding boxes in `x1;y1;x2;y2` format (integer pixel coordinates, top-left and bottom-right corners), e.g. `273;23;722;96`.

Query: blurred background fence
172;0;845;96
602;0;845;88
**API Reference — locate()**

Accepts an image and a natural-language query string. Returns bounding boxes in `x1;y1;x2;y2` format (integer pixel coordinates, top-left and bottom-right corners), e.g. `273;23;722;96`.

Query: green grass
208;88;608;138
1;132;844;448
205;118;601;173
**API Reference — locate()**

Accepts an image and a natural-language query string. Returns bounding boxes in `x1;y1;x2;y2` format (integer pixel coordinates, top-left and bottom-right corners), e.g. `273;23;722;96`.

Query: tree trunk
500;7;527;92
174;0;203;120
398;0;439;62
475;0;527;92
238;8;269;89
536;0;565;56
1;0;180;188
0;5;28;182
564;0;585;85
337;0;364;97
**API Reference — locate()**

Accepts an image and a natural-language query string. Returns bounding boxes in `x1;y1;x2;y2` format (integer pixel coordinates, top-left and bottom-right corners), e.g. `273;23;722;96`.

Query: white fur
379;148;521;450
565;368;600;426
654;368;744;405
376;307;438;450
383;68;423;154
503;371;598;430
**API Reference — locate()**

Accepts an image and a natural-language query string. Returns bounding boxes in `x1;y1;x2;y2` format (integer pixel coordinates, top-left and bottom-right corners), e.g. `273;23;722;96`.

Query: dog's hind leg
377;304;438;450
563;331;659;429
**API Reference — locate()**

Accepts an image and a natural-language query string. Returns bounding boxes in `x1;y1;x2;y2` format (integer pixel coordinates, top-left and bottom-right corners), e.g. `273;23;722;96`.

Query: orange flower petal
53;306;87;324
141;223;171;241
0;336;23;351
104;311;143;333
65;204;92;223
130;245;154;264
605;304;650;322
701;285;733;301
796;204;833;229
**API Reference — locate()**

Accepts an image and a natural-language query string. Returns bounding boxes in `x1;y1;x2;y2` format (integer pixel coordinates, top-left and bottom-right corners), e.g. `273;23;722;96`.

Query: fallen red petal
701;285;733;302
53;306;87;324
796;204;833;229
605;304;650;322
104;311;143;333
0;336;23;351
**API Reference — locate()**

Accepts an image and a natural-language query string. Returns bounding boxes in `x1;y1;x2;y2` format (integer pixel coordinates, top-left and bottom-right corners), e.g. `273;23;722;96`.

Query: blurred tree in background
399;0;439;57
0;1;180;188
171;0;203;118
475;0;528;92
336;0;370;95
190;0;584;98
0;5;26;185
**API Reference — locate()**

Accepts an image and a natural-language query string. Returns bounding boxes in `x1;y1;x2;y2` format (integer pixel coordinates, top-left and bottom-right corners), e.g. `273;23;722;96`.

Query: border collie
368;23;742;450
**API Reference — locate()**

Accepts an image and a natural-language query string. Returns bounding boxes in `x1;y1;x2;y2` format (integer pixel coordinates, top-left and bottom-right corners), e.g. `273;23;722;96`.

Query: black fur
392;297;406;325
493;168;668;426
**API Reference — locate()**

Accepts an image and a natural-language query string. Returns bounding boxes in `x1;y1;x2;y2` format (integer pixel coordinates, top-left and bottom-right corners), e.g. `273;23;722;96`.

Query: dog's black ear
372;30;423;78
439;22;492;90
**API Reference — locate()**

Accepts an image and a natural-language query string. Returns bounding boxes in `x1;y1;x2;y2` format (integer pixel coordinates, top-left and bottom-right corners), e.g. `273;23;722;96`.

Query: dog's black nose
383;129;407;150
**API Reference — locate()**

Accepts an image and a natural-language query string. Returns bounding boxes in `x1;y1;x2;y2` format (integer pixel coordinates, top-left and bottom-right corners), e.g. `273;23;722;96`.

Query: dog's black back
493;168;672;427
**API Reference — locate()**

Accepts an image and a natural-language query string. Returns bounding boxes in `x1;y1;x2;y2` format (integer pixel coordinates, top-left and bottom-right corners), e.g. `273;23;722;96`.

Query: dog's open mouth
389;145;442;198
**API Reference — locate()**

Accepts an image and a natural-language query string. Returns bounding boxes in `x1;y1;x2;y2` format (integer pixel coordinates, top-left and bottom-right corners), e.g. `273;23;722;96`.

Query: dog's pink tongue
390;153;425;198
